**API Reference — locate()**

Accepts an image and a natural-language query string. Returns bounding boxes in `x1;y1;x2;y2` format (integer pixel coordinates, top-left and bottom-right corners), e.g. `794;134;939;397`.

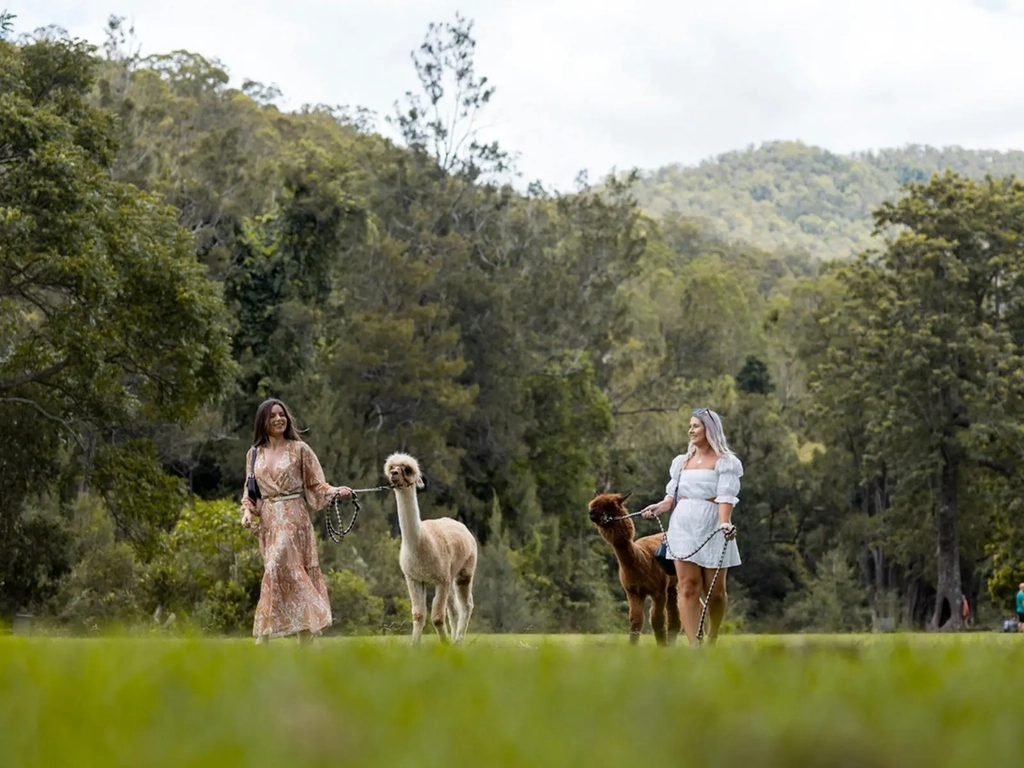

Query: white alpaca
384;452;478;643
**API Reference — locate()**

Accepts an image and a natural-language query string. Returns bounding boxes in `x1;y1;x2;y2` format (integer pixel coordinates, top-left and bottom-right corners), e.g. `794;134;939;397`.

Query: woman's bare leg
674;560;704;646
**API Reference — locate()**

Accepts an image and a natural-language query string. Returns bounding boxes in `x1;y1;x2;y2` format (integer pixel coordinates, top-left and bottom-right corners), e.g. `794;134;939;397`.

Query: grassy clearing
1;633;1021;767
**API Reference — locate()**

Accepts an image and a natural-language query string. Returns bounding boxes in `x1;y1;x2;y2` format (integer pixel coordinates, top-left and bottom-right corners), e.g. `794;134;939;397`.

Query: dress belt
679;497;718;503
264;492;303;503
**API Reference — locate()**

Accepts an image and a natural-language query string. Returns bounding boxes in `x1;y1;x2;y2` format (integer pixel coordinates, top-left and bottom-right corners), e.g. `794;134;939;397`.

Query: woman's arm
241;447;257;527
299;442;353;510
714;456;742;539
717;502;734;525
641;495;675;517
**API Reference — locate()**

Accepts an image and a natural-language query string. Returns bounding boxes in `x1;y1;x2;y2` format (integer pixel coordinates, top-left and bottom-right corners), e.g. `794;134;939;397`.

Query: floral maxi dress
241;439;337;639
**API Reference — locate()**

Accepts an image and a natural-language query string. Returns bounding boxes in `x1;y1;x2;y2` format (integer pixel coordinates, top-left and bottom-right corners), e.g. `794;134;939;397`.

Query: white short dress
663;453;743;569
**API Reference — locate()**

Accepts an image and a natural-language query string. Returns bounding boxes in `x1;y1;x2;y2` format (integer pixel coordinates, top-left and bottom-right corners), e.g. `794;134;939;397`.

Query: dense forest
4;11;1024;638
632;141;1024;261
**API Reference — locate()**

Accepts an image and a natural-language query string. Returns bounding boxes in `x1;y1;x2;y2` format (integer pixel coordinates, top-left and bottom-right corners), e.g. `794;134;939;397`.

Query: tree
0;31;235;610
737;355;775;395
0;33;235;426
387;12;512;182
814;172;1024;630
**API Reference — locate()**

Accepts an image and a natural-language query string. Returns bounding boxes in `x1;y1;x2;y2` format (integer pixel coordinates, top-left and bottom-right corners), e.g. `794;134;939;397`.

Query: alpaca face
384;452;424;489
588;492;632;525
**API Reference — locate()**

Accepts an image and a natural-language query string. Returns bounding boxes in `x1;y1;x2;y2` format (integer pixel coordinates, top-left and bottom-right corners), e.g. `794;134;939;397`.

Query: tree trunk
904;576;919;626
930;453;963;631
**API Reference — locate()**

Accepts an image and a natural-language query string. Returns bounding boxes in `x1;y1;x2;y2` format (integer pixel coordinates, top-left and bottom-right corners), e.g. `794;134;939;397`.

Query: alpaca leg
431;582;452;643
407;577;428;643
650;592;669;647
445;592;458;638
666;584;682;645
454;571;474;641
626;591;645;645
454;546;477;642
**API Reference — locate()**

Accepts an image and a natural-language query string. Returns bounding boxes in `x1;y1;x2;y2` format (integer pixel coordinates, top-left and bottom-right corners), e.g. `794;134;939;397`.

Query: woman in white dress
641;408;742;646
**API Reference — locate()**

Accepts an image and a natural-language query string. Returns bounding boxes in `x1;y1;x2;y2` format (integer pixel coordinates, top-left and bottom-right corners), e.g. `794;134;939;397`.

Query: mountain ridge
629;140;1024;260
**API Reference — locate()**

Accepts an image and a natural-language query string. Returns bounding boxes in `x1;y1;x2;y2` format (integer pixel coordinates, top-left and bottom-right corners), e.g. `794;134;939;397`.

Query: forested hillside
632;142;1024;260
4;11;1024;640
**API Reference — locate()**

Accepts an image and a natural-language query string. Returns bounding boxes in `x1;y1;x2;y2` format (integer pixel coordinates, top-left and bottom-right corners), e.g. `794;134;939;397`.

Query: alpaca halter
594;509;647;527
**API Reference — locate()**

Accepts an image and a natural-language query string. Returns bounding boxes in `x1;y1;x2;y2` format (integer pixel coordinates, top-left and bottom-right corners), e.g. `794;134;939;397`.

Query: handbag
654;540;676;576
246;446;262;501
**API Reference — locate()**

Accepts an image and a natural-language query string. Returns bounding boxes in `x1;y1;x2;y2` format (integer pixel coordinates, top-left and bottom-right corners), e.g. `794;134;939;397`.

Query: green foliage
0;32;234;424
519;355;613;532
808;172;1024;628
49;494;142;630
141;498;262;633
631;141;1024;260
782;549;870;633
0;500;72;616
0;30;235;613
473;496;537;633
324;569;385;635
736;355;774;395
89;439;187;561
518;521;621;634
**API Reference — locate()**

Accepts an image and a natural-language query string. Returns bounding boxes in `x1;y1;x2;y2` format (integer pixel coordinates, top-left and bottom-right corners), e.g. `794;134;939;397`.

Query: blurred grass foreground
1;633;1021;767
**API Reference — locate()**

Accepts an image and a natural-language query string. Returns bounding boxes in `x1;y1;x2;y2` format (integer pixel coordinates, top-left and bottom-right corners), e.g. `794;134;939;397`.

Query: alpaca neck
600;520;639;561
395;486;423;544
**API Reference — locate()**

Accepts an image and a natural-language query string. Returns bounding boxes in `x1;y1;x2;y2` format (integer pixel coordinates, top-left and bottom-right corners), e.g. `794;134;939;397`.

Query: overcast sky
9;0;1024;191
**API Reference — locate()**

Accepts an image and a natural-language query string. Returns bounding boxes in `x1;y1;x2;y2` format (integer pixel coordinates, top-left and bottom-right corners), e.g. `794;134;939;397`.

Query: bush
782;548;870;633
325;569;386;635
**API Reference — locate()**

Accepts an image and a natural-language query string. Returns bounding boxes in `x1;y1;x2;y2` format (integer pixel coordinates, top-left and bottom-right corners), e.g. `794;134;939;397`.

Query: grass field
1;632;1022;767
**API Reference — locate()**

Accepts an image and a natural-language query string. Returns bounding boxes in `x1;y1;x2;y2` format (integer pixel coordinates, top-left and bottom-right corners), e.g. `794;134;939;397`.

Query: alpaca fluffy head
588;491;633;526
384;452;424;489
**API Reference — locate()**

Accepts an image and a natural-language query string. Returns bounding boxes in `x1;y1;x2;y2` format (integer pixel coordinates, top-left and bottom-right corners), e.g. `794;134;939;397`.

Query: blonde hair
685;408;736;461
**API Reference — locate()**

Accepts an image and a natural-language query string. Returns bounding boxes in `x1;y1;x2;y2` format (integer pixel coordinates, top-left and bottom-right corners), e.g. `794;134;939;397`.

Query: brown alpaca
384;452;478;643
588;492;681;646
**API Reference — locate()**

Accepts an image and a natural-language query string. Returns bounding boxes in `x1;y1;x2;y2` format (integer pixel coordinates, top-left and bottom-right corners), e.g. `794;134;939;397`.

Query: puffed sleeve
299;441;339;511
664;454;685;499
714;454;743;506
241;447;258;516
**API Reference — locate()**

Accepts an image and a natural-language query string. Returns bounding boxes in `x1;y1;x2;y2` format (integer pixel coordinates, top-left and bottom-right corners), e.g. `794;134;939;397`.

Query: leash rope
652;514;731;644
324;485;393;543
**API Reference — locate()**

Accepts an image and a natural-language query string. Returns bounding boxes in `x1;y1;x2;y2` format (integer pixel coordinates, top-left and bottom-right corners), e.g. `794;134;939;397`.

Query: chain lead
323;485;394;542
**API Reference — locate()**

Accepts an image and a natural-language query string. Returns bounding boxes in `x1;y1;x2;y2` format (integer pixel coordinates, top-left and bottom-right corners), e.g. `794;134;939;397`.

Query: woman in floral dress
240;399;352;644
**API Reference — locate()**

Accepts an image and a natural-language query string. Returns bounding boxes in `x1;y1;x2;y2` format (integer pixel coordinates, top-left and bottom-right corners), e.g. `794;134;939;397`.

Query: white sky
9;0;1024;192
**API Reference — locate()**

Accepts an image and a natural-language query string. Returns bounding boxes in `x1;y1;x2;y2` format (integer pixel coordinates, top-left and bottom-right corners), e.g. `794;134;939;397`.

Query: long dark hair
252;398;305;447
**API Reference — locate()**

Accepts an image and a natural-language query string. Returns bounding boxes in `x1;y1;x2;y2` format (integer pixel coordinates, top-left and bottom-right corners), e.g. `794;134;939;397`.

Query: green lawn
1;632;1021;767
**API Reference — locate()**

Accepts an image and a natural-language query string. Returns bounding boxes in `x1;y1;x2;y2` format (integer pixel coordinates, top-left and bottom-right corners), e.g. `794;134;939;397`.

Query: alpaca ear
416;476;425;489
619;490;633;502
